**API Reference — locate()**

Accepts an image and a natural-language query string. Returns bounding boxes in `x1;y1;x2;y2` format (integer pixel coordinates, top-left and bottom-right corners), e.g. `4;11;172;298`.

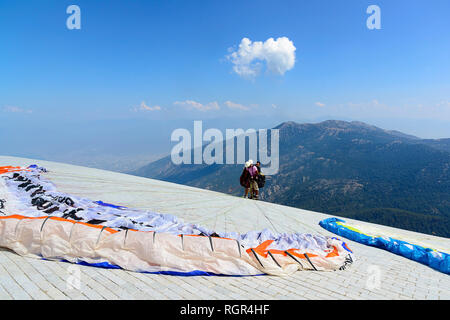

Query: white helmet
248;159;253;165
245;161;251;168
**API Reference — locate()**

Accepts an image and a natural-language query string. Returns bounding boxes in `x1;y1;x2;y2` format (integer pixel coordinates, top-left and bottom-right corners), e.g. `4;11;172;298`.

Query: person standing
255;161;266;192
240;161;251;198
246;160;260;200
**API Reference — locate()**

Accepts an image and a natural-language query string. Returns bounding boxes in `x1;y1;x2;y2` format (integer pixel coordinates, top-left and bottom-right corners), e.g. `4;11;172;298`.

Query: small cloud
2;105;32;113
174;100;220;112
436;101;450;107
226;36;296;79
132;101;162;112
271;104;278;109
315;102;325;107
224;100;250;111
345;100;385;109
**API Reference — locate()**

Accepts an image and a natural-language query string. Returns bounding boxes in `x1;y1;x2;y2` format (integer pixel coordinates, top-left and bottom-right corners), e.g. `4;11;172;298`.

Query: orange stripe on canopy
246;239;334;259
0;166;27;174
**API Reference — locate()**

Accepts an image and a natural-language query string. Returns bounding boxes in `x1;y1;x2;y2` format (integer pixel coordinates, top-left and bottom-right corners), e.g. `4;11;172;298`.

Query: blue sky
1;0;449;165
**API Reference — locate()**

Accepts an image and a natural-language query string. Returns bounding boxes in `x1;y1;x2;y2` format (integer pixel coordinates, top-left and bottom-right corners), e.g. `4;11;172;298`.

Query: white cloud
315;102;325;107
132;101;161;112
2;106;32;113
227;37;296;78
436;100;450;108
224;100;250;111
174;100;220;112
